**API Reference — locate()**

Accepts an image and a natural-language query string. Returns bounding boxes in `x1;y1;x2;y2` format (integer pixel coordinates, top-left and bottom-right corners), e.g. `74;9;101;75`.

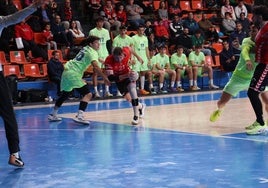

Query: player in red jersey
104;46;146;125
246;5;268;135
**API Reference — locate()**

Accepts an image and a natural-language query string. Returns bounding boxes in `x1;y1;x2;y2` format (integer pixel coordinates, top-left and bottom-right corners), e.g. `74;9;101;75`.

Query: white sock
189;80;193;86
170;81;175;88
94;86;98;93
12;152;19;158
160;83;163;88
194;80;197;86
140;76;145;90
105;85;109;93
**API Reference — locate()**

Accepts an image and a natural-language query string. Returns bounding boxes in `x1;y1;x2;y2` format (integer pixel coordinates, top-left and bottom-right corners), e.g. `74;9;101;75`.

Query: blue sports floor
0;90;268;188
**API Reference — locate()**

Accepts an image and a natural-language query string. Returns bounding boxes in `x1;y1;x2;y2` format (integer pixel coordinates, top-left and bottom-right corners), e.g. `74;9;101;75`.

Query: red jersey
104;47;131;76
255;22;268;64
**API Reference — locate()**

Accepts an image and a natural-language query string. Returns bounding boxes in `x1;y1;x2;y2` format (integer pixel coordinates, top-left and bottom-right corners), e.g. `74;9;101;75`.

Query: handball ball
129;71;139;81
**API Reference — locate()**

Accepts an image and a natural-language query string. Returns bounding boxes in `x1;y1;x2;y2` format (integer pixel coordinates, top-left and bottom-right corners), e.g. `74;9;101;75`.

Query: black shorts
116;78;131;96
76;84;91;96
249;63;268;92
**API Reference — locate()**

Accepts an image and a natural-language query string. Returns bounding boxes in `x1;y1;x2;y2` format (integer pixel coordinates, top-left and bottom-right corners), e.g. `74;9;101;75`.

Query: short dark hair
253;5;268;21
82;36;100;46
52;50;59;56
112;47;123;56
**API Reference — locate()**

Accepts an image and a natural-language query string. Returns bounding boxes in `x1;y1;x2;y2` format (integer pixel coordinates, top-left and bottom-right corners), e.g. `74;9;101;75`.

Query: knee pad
131;98;139;106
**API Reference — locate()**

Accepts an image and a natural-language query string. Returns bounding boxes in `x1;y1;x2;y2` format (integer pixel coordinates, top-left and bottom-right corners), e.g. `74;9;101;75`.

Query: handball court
0;90;268;188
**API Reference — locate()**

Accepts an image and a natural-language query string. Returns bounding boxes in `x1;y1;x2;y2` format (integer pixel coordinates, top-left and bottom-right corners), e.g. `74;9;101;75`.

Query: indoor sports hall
0;90;268;188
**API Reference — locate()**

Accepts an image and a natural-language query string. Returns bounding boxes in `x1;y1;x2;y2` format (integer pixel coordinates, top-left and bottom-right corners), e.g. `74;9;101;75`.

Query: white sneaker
73;115;90;125
132;116;139;125
105;92;113;97
116;92;123;97
209;84;219;89
139;103;146;118
48;114;62;122
95;91;101;98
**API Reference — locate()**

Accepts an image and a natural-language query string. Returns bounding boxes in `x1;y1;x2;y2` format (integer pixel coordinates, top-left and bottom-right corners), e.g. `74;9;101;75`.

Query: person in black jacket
47;50;64;96
219;40;239;72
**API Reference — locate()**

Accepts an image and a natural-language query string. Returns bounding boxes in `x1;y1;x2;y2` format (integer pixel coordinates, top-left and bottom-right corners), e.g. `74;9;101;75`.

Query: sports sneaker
245;123;257;130
48;114;62;122
191;85;201;91
105;92;113;97
140;89;150;95
209;84;219;89
116;91;123;97
246;122;267;135
73;115;90;125
209;109;222;122
95;91;101;98
159;87;168;94
139;103;146;118
8;154;24;167
177;87;184;92
169;87;177;92
150;88;157;95
132;116;139;125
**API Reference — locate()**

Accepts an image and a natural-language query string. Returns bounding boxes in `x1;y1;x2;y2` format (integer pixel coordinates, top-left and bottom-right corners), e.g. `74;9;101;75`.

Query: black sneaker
9;154;24;167
150;88;156;94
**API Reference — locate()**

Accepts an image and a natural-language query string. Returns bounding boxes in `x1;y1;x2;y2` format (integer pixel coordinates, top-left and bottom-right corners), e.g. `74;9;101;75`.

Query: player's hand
246;60;253;71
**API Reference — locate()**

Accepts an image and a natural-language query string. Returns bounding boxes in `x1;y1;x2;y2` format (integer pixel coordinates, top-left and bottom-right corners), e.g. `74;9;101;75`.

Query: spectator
238;12;251;36
169;14;184;46
100;0;121;32
198;13;214;33
43;22;57;50
47;50;64;96
168;0;181;19
219;40;239;72
125;0;144;29
50;15;74;48
14;19;48;60
157;0;169;30
229;22;247;45
191;29;212;56
221;0;236;21
205;25;220;43
234;0;248;19
116;3;127;26
176;27;193;56
69;20;85;45
154;19;169;45
222;12;236;34
183;12;199;35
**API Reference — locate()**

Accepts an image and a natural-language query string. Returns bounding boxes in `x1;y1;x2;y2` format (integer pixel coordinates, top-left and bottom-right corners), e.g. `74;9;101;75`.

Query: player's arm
92;60;111;85
241;41;253;71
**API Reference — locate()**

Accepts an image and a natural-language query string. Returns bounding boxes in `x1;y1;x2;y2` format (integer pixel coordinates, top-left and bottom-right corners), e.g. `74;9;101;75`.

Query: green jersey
188;51;205;65
61;46;98;91
233;37;257;79
152;53;170;69
170;53;188;70
113;35;133;48
89;27;110;59
132;34;148;64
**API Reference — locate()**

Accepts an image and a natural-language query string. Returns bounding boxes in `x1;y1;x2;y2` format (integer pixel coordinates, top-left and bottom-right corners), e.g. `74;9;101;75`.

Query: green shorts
223;74;251;97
